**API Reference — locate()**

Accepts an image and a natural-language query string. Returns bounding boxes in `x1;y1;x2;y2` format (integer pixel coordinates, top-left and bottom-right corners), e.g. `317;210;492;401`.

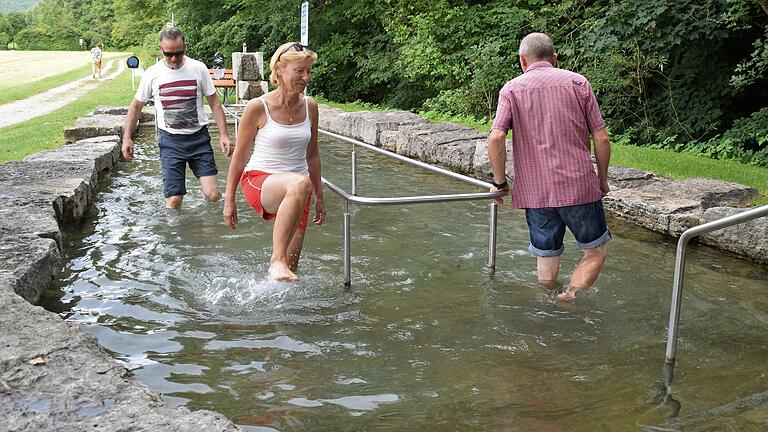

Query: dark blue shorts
525;200;611;257
158;126;218;198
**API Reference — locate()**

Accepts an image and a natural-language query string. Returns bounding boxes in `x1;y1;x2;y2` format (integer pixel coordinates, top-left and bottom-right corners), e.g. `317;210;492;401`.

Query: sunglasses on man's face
162;49;185;58
277;43;309;61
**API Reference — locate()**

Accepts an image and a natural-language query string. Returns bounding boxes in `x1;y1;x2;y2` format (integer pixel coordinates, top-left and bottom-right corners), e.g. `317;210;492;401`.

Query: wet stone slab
93;105;153;123
319;106;427;147
0;234;60;304
0;187;62;248
25;139;120;179
64;113;129;144
0;281;241;432
0;128;242;430
603;177;758;236
700;207;768;263
0;161;96;224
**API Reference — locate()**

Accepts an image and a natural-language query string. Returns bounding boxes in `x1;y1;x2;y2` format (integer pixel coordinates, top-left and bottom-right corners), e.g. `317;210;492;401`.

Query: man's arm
487;128;509;203
121;99;145;160
206;93;232;156
592;127;611;195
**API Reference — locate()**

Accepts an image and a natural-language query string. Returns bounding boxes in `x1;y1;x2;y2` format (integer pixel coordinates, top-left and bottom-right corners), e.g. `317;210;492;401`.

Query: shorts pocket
563;201;595;224
528;208;556;229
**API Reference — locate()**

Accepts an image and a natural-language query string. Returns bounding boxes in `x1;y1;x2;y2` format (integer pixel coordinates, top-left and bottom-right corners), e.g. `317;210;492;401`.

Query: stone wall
317;106;768;264
0;106;241;430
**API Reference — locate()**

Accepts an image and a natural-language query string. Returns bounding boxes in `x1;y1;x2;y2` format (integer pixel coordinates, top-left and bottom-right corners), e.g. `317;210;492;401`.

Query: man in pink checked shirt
487;32;612;301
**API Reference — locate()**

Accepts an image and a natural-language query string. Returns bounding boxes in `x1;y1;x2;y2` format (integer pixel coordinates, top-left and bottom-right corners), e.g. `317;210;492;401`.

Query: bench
209;68;235;103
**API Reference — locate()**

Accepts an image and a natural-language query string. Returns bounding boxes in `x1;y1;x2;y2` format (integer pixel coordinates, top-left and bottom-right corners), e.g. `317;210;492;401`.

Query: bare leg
557;245;608;301
199;175;222;202
537;256;560;288
166;195;183;209
287;228;306;272
261;174;312;281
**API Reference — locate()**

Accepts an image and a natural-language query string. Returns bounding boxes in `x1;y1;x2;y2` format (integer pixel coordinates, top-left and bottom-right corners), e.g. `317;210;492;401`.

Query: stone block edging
0;110;241;430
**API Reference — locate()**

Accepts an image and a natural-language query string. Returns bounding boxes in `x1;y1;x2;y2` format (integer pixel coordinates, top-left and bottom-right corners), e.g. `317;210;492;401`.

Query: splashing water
203;276;292;307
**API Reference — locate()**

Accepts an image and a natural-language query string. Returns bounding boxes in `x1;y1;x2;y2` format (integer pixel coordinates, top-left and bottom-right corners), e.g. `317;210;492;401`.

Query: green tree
3;11;26;47
16;0;80;50
111;0;168;48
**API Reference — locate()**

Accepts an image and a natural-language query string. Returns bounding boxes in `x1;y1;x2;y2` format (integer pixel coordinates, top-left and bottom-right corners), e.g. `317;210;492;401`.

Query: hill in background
0;0;36;13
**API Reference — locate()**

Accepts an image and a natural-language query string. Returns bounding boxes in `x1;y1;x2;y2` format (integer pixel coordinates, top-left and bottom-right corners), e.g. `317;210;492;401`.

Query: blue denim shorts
158;126;218;198
525;200;611;257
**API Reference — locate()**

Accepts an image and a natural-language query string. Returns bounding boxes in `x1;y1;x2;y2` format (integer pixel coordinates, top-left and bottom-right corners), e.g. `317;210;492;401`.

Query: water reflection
44;128;768;430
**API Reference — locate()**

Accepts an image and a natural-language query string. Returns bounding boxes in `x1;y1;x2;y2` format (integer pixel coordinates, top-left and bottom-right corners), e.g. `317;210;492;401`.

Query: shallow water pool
45;128;768;431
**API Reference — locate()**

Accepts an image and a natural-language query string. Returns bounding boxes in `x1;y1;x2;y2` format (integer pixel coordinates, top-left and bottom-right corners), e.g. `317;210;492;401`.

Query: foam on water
203;276;292;306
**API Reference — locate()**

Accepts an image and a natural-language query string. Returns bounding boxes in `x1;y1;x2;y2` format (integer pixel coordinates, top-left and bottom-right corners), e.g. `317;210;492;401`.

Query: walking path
0;58;127;129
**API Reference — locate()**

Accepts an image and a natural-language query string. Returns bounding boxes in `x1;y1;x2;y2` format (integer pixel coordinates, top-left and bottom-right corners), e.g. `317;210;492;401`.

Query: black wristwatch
490;179;508;189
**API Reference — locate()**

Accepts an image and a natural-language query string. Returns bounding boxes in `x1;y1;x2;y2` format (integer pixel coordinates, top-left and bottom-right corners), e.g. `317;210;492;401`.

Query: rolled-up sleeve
491;87;513;133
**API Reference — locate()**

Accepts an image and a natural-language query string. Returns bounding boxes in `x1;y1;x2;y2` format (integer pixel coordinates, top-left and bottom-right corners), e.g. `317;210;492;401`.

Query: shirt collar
524;61;554;73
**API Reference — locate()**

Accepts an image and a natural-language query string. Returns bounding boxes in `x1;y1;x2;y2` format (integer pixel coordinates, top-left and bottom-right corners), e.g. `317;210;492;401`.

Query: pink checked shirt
492;61;605;209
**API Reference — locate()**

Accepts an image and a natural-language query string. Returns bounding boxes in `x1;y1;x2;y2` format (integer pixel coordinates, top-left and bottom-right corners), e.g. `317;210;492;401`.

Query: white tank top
244;96;311;175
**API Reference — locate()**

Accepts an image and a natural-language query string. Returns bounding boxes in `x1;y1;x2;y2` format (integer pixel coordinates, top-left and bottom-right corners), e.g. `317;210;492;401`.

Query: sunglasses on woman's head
277;43;309;61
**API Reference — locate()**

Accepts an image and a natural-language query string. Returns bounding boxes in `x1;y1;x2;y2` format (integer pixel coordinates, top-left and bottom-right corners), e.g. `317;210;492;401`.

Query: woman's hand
313;197;326;225
223;199;238;229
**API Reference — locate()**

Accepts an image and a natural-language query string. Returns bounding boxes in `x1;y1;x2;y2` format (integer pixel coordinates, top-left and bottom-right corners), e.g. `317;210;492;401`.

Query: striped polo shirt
491;61;606;209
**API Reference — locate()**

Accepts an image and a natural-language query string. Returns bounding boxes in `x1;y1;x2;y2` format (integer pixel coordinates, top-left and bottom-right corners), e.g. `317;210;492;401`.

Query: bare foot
555;286;586;302
268;262;299;282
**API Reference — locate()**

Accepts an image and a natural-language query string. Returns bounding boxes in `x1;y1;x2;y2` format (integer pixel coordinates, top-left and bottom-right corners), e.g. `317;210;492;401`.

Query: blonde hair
269;42;318;86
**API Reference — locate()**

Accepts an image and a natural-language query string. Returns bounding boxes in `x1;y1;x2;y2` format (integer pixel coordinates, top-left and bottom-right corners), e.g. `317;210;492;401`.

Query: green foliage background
1;0;767;166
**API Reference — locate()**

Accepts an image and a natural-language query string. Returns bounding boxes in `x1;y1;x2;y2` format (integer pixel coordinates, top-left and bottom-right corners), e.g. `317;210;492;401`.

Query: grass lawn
0;65;134;164
0;53;126;105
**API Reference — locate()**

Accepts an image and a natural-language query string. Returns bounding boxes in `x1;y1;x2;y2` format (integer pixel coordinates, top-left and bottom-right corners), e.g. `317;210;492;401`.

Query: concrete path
0;58;127;129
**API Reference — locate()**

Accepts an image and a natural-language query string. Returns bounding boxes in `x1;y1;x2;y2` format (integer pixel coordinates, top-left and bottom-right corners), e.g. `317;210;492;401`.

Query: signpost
126;56;140;91
301;2;309;94
301;2;309;46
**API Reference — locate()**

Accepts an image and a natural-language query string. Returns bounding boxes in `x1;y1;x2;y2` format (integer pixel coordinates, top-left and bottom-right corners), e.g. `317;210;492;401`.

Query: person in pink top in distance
487;32;612;301
223;42;325;282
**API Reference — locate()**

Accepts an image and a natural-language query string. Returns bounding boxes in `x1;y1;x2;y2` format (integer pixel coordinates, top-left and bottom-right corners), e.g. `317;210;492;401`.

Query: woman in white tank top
223;42;325;282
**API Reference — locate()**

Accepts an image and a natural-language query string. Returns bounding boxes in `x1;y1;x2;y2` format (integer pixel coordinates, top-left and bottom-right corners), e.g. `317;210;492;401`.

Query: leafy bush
15;27;80;50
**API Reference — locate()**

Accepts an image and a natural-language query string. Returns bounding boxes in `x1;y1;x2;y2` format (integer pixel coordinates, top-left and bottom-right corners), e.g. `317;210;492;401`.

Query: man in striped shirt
487;33;612;301
121;26;232;210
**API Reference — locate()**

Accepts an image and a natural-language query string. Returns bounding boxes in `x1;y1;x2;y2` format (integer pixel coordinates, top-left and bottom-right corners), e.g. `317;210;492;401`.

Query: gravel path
0;58;127;129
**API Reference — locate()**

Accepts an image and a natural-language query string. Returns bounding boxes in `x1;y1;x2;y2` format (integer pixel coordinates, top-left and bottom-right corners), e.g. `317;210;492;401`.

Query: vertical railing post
661;205;768;392
351;144;358;196
488;202;498;273
343;201;351;287
665;234;692;363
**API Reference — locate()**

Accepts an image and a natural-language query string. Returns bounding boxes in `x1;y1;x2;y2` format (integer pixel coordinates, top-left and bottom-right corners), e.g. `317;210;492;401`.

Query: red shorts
240;170;311;230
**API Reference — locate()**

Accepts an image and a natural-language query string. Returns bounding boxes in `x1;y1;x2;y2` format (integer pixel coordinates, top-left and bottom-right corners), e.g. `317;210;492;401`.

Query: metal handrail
220;106;505;287
320;129;493;189
665;205;768;365
320;129;505;287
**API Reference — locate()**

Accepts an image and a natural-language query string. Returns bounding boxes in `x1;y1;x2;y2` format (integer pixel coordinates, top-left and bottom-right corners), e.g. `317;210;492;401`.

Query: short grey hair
519;33;554;61
160;26;185;43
